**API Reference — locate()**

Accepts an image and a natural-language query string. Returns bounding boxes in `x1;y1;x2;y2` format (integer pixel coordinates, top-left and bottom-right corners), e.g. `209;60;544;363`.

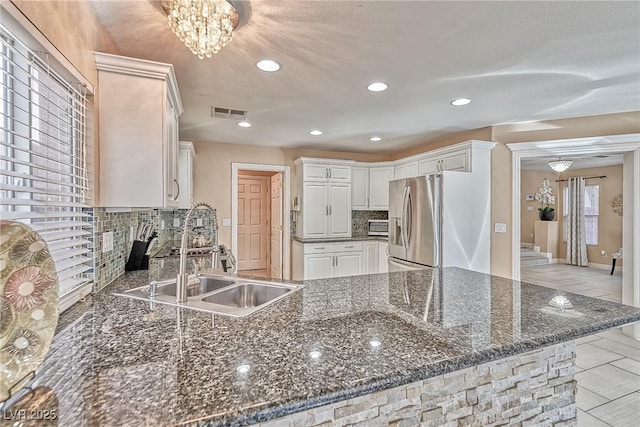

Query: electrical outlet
130;226;135;242
103;231;113;253
161;220;165;230
196;218;203;227
530;233;534;238
173;218;180;227
223;218;231;227
494;223;507;233
600;249;607;257
526;206;534;211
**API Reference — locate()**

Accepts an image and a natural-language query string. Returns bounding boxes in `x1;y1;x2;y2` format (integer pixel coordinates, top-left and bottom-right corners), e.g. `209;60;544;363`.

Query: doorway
231;163;290;280
509;133;640;338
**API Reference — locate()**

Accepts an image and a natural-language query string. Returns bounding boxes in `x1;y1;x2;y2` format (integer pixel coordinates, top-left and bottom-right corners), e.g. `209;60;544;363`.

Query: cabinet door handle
345;245;354;248
315;247;325;250
335;256;338;266
325;205;329;215
173;178;180;201
325;168;329;178
329;205;332;215
329;168;332;178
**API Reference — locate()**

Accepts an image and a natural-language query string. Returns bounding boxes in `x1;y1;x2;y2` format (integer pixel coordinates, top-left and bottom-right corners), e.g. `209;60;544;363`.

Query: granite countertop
37;263;640;426
291;234;388;243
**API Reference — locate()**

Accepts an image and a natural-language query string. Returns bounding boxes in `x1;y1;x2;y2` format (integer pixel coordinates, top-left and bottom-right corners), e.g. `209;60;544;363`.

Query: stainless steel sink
201;283;291;308
113;274;302;317
154;276;235;298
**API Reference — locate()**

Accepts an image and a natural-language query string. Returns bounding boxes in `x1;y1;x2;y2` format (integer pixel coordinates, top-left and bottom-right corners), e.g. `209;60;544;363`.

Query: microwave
368;219;389;236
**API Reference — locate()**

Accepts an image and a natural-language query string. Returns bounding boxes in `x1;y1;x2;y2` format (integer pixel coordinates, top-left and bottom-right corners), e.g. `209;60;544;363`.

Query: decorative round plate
0;221;59;402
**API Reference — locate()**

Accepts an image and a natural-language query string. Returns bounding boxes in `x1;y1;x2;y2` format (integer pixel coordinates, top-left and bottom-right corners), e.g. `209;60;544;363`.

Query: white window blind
1;26;93;302
562;185;599;246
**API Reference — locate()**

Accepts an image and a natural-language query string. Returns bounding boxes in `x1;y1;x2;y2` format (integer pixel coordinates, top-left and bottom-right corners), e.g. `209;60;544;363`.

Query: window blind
1;26;93;303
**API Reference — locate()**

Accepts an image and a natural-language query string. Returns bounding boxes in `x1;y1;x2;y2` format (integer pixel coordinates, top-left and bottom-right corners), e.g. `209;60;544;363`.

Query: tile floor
521;264;639;426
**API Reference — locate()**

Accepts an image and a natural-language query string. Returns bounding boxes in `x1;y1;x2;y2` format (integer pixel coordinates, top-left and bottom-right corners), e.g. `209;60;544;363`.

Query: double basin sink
114;275;303;317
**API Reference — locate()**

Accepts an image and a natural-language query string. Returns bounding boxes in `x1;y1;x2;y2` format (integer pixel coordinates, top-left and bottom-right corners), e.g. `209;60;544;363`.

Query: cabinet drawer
328;165;351;182
334;241;363;252
303;243;335;254
303;163;330;181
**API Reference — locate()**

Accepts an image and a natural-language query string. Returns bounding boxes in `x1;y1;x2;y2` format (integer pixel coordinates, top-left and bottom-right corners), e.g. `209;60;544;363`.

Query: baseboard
588;262;621;272
550;258;561;264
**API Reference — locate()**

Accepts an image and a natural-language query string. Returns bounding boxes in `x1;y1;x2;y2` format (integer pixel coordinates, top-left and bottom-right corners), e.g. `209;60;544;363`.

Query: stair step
521;257;551;266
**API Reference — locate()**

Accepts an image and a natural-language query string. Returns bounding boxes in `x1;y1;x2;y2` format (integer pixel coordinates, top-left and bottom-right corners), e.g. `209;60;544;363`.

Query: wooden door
237;176;270;271
270;173;283;279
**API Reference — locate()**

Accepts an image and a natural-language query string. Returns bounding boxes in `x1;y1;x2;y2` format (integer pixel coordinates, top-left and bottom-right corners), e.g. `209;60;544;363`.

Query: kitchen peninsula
32;265;640;426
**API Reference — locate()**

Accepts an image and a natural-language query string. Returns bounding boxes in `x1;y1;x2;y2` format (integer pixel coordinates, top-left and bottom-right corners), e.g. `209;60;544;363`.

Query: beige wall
491;111;639;278
556;165;624;266
193;141;391;246
521;171;561;244
12;0;119;202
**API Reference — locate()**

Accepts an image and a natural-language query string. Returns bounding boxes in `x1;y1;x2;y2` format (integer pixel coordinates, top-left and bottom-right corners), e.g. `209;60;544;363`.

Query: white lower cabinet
363;242;378;274
377;242;389;273
293;241;363;280
293;240;387;280
304;253;334;280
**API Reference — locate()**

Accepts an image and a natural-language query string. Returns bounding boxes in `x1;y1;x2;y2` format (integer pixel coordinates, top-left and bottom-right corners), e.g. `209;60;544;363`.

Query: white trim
293;157;355;166
394;139;497;165
509;133;640;339
2;1;94;93
94;52;183;115
231;163;291;280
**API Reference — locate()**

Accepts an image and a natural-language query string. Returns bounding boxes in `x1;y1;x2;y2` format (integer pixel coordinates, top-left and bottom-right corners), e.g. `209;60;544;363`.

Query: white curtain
566;177;589;266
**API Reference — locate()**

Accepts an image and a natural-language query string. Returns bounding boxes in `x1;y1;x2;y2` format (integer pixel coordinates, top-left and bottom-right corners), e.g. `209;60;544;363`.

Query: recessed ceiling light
450;98;471;106
256;59;281;72
237;121;251;128
309;350;322;359
309;130;323;136
369;136;382;142
367;82;388;92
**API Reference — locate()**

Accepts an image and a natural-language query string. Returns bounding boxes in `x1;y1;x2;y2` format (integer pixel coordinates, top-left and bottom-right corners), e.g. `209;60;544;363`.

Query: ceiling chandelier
167;0;239;59
548;158;573;173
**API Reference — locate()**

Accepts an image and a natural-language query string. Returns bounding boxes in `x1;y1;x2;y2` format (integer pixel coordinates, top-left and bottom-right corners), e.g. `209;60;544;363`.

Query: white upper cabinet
351;167;368;210
368;166;394;210
351;163;394;210
419;147;470;175
295;158;354;238
394;160;419;179
95;52;184;208
178;141;195;209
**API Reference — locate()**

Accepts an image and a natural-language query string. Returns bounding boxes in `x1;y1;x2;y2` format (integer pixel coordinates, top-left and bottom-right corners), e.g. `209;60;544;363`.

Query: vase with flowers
534;178;556;221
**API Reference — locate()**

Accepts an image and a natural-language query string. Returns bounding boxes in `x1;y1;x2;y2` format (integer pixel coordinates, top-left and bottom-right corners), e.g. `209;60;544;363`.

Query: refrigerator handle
401;185;410;251
432;174;442;267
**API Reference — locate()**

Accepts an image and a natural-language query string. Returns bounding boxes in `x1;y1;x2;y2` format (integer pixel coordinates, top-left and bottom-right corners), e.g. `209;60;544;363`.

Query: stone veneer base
259;342;577;427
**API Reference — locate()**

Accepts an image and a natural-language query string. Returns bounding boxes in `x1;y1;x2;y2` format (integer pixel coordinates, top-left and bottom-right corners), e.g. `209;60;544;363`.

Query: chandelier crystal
168;0;236;59
548;159;573;173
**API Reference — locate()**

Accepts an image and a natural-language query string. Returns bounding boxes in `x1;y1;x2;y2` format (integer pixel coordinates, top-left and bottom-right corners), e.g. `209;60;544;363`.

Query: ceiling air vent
211;106;247;120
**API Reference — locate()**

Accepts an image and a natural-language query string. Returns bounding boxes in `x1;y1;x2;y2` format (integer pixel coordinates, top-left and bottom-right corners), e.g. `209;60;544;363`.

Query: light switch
222;218;232;227
196;218;203;227
173;218;180;227
103;231;113;253
494;223;507;233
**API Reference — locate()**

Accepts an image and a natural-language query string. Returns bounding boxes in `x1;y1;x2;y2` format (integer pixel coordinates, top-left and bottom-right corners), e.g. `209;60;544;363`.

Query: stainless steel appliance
367;219;389;236
388;173;491;273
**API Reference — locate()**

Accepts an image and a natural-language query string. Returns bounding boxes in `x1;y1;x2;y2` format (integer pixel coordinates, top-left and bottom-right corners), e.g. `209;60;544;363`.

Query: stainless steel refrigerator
388;173;491;274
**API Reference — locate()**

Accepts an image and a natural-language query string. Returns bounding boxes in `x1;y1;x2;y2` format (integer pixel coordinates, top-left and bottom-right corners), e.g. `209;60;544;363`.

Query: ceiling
521;154;624;171
89;1;640;154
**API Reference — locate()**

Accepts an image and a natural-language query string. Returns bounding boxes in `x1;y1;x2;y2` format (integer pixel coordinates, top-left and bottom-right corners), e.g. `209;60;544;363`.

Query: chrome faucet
176;202;235;303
